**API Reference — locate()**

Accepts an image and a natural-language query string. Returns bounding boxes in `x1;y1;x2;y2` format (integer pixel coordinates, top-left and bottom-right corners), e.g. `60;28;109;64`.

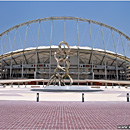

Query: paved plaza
0;86;130;101
0;86;130;129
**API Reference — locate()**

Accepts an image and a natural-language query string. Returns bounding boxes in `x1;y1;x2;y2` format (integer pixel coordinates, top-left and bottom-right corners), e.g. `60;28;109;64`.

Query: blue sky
0;1;130;36
0;1;130;57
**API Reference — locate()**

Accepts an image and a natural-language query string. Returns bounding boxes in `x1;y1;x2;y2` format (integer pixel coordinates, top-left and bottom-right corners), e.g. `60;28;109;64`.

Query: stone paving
0;101;130;130
0;86;130;129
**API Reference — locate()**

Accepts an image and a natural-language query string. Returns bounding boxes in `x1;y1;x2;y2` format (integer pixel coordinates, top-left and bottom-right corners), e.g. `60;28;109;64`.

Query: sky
0;1;130;57
0;1;130;36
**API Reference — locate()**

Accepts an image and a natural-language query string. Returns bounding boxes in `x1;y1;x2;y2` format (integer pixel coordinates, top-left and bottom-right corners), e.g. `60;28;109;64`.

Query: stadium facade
0;17;130;85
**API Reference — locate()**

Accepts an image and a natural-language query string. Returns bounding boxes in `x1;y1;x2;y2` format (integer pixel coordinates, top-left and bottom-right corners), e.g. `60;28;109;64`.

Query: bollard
43;81;44;87
18;83;20;88
37;93;39;102
112;83;113;88
82;93;84;102
127;93;129;102
105;83;107;89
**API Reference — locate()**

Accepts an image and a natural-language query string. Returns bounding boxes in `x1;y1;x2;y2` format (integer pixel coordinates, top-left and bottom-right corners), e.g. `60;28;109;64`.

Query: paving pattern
0;101;130;130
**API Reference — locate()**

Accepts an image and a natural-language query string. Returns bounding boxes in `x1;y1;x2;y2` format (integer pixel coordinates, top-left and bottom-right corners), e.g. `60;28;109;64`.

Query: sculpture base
31;86;103;92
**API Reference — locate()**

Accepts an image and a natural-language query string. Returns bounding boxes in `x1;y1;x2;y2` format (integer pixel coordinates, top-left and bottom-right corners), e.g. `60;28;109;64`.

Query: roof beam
12;57;17;65
26;53;36;63
111;58;116;66
23;52;28;64
44;57;49;63
36;51;40;63
88;52;92;64
100;55;105;65
93;54;102;62
79;57;85;64
3;60;9;66
119;61;125;67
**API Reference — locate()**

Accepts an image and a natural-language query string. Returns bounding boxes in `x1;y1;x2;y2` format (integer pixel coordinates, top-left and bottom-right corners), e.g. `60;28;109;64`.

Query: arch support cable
9;33;13;78
10;29;18;79
63;19;66;69
49;19;53;79
64;19;66;41
77;20;80;85
111;30;118;80
35;20;41;79
100;26;107;80
89;22;94;80
0;37;3;55
120;34;127;80
12;29;18;65
128;40;130;52
1;33;8;79
22;24;29;78
3;33;8;54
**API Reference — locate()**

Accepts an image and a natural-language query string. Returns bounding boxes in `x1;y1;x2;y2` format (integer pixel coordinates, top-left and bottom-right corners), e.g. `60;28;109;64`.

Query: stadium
0;16;130;85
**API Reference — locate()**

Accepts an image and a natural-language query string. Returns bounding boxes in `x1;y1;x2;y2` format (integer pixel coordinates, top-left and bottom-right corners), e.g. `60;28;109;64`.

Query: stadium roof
0;46;130;63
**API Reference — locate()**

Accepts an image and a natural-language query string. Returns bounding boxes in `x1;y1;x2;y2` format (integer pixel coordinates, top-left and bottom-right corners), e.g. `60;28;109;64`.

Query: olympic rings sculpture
47;41;73;86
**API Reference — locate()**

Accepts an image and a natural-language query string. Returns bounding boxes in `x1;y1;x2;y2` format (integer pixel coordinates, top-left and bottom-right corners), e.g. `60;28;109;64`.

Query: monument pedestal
31;86;103;92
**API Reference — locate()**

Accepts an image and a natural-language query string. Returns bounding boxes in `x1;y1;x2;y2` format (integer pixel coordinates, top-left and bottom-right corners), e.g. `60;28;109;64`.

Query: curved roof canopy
0;46;130;64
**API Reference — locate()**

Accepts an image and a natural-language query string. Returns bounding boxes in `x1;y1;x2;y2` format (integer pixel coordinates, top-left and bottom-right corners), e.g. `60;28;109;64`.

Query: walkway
0;101;130;129
0;86;130;129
